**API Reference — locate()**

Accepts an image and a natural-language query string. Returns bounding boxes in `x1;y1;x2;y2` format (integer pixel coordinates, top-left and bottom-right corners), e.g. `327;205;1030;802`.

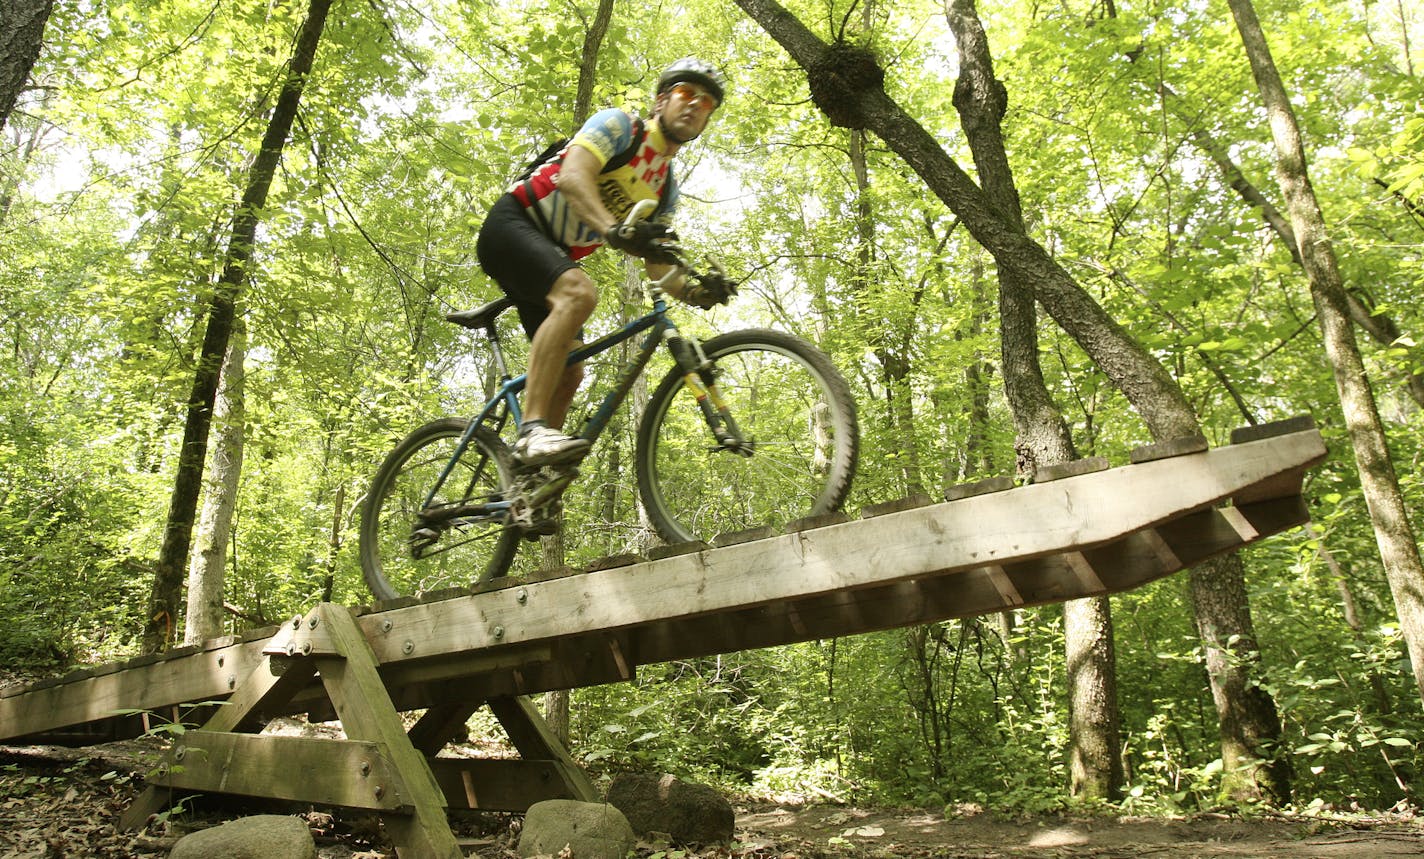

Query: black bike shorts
476;193;580;338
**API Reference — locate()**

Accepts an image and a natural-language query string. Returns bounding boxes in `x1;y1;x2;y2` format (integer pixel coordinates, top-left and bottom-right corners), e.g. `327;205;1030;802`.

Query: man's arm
557;145;621;237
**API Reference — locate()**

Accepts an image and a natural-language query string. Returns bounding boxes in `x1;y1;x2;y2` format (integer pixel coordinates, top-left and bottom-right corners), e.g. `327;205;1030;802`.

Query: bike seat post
484;322;513;382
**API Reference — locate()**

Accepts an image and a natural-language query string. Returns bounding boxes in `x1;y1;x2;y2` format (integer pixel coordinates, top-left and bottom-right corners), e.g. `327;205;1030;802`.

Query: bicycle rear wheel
636;328;858;545
360;417;520;600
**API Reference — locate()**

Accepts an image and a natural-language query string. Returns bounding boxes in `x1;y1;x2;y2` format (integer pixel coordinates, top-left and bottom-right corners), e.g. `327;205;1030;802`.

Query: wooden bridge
0;417;1326;857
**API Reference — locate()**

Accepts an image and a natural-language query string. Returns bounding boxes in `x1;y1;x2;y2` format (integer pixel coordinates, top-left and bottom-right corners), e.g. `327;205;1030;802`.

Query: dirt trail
2;742;1421;858
737;803;1424;858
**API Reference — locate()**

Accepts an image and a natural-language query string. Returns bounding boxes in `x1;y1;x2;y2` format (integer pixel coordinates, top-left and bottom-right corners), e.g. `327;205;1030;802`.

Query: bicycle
359;203;860;601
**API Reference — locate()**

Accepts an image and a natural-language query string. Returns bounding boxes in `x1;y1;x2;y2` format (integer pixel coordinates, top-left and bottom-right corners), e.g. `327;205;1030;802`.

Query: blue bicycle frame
421;293;684;519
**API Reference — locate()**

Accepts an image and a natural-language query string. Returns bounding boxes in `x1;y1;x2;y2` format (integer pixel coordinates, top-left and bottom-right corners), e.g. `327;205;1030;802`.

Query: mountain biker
476;57;738;468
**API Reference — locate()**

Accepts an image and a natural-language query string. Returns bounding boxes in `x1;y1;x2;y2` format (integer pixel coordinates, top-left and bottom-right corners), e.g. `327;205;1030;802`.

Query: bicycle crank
508;465;579;530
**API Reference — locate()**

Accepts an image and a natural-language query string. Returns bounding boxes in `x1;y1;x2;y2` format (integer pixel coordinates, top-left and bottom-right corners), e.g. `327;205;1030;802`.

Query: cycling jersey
509;108;680;261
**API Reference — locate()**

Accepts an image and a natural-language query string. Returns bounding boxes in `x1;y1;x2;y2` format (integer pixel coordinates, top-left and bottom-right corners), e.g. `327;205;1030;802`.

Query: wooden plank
712;525;779;547
944;475;1014;502
585;553;644;572
861;492;934;518
315;604;462;859
1033;456;1110;482
785;511;851;532
151;733;407;811
647;540;709;560
1130;434;1209;464
0;636;270;743
342;497;1315;713
355;430;1325;669
1230;415;1316;444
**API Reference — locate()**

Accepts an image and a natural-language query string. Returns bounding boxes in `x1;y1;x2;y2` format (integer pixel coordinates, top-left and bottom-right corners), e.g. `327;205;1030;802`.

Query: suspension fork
665;333;753;455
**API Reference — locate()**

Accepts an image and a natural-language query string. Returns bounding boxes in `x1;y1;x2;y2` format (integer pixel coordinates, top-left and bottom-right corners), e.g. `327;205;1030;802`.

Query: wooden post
314;603;463;859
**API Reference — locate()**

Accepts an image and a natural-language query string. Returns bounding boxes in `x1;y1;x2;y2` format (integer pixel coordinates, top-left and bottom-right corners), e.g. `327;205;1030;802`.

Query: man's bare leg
514;268;596;465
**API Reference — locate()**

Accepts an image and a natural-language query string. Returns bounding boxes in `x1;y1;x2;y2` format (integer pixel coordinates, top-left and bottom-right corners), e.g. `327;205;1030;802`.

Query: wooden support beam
314;604;463;859
119;652;318;830
1064;553;1107;594
487;696;598;803
153;733;409;811
407;702;483;757
428;758;575;812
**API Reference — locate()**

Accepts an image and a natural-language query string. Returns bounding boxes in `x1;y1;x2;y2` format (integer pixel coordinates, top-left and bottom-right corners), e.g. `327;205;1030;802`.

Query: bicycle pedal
408;527;438;557
528;473;576;506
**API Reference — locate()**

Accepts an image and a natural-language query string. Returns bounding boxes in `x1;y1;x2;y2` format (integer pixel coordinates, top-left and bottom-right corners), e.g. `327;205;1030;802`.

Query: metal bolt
285;643;296;657
381;619;393;633
173;747;186;762
227;675;236;690
492;625;505;640
402;640;414;655
309;615;320;629
301;641;313;656
292;616;303;630
216;655;224;668
373;785;385;800
516;588;528;605
360;761;371;777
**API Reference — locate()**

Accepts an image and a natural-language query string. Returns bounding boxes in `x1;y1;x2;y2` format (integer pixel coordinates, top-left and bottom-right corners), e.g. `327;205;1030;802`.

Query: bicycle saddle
446;296;515;330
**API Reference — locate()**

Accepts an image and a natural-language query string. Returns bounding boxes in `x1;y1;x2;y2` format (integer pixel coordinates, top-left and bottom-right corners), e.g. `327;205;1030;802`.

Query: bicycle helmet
657;57;727;104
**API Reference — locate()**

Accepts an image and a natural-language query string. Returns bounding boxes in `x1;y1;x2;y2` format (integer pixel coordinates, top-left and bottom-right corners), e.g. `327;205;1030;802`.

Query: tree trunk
1186;552;1291;800
142;0;333;652
946;0;1122;801
182;316;247;645
1228;0;1424;708
572;0;615;128
733;0;1287;802
0;0;51;133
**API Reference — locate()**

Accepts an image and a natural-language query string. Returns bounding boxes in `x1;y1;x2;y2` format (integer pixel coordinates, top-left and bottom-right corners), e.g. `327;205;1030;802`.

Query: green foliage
3;0;1422;817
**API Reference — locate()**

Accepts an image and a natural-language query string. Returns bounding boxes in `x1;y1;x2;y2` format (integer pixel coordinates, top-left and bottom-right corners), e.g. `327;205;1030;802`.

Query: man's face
657;81;719;143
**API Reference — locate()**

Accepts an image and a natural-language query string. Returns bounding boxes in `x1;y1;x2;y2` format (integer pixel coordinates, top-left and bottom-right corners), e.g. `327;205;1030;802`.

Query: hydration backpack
517;117;647;181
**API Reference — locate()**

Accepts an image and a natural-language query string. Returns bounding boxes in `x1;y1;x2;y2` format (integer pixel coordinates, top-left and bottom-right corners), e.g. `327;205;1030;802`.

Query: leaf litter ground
2;740;1422;858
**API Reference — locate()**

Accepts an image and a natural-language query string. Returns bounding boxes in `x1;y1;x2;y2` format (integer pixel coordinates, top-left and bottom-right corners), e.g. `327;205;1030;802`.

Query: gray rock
169;814;315;859
517;799;636;859
606;772;734;844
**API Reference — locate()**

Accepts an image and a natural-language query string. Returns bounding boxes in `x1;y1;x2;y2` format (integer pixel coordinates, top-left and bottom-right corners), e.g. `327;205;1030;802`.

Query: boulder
516;799;636;859
169;814;315;859
606;772;734;844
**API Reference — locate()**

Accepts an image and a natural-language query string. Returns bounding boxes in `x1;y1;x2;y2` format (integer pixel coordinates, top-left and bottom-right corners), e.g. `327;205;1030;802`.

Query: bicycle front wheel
360;418;520;601
636;328;859;545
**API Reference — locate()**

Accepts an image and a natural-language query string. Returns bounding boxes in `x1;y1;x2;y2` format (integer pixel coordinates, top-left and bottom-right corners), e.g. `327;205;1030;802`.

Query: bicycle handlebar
622;199;729;294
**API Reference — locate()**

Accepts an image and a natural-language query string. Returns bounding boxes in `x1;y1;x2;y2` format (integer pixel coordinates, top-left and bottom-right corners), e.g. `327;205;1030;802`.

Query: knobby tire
360;418;520;600
636;328;858;545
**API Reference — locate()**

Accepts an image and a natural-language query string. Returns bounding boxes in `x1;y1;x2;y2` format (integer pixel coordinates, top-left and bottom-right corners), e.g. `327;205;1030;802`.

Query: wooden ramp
0;418;1325;857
